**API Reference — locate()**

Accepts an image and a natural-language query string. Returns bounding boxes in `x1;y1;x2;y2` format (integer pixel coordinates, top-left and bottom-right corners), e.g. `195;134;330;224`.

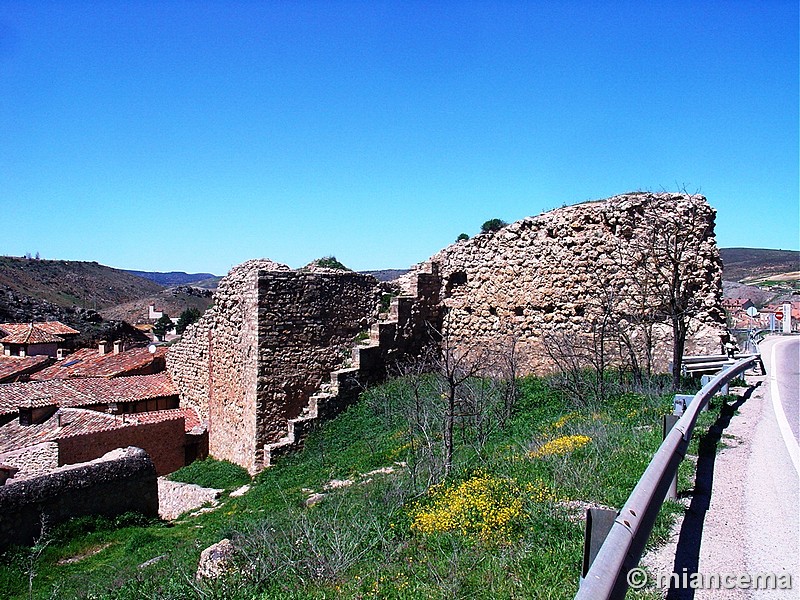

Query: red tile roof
0;355;51;383
29;346;168;380
0;373;176;417
0;324;64;344
0;321;79;337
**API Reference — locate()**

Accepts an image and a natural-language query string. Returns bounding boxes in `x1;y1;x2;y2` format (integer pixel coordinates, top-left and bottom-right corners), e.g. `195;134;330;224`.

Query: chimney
113;340;123;354
56;348;68;360
98;341;109;355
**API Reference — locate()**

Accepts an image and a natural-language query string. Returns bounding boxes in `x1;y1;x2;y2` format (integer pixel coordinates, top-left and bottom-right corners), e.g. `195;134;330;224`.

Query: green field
1;372;724;600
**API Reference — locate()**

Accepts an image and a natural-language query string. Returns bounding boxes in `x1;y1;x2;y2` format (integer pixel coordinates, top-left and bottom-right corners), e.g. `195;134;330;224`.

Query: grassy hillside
0;256;163;312
0;371;724;600
720;247;799;283
100;286;214;324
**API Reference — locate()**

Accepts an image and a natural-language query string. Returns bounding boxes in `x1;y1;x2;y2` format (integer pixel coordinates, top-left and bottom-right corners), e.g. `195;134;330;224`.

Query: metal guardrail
575;354;762;600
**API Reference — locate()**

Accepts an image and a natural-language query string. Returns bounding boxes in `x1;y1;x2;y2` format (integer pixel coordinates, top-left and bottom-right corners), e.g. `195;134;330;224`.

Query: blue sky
1;1;797;275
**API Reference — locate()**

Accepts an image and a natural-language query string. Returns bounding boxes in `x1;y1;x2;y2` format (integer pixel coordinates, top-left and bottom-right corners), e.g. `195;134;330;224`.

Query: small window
445;271;468;297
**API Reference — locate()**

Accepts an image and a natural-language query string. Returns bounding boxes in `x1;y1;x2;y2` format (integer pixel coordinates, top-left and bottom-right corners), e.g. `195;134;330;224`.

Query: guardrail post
673;394;692;415
581;508;617;584
663;414;680;500
700;374;727;399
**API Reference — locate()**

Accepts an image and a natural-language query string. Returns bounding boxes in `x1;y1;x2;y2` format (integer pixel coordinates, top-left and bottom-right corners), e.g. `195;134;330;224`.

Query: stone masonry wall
0;447;158;550
255;271;379;453
168;261;379;472
401;192;725;374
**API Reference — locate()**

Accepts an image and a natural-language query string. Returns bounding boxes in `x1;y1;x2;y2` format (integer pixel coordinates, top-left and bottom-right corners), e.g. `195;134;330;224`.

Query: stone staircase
262;265;442;468
262;318;396;467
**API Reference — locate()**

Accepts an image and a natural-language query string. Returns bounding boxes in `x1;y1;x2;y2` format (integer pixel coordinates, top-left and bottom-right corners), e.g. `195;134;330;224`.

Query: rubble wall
406;192;725;373
0;447;158;550
254;271;379;453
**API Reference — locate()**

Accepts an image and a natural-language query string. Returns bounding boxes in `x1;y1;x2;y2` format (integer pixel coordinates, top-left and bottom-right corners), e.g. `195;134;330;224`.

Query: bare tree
623;195;717;389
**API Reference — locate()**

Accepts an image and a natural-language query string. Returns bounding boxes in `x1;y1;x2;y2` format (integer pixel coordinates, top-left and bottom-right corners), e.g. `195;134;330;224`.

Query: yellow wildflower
530;434;591;458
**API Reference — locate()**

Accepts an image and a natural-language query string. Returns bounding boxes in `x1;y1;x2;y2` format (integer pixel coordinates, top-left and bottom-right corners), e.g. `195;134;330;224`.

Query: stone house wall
56;417;186;476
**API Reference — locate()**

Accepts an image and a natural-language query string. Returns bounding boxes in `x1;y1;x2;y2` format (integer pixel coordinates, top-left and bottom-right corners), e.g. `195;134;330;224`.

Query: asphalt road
645;335;800;599
768;336;800;452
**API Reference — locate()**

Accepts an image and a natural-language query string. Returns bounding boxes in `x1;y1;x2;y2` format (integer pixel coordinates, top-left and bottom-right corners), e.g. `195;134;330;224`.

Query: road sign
775;310;784;320
746;306;758;317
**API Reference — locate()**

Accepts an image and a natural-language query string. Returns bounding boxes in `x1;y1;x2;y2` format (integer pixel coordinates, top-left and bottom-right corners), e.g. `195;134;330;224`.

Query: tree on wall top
481;219;508;233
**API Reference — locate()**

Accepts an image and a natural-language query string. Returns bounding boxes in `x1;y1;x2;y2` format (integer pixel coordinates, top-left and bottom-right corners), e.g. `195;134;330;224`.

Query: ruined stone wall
168;261;379;471
404;192;725;374
0;447;158;550
255;271;379;453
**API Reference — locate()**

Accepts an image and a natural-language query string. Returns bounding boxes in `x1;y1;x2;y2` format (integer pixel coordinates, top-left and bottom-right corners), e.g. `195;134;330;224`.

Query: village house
0;373;205;478
0;321;80;358
29;343;168;380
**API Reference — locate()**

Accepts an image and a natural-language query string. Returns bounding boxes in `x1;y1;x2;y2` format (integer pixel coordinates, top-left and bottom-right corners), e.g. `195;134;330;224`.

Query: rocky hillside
0;256;164;311
101;285;214;324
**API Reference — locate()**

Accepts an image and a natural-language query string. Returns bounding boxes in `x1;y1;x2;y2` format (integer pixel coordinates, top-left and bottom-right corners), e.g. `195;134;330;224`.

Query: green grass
1;374;730;599
168;457;250;491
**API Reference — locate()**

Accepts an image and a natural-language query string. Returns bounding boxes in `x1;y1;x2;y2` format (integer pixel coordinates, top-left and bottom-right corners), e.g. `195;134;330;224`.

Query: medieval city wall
403;192;725;373
167;261;380;471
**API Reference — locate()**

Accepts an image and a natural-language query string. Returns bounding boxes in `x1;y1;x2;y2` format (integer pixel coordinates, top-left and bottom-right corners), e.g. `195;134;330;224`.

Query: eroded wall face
423;193;725;373
255;272;379;451
167;260;266;470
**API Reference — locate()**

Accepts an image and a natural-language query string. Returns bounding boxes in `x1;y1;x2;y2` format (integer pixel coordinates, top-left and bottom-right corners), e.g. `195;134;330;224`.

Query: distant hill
719;248;799;283
0;256;163;314
101;285;214;324
123;269;218;287
0;256;167;345
360;269;410;282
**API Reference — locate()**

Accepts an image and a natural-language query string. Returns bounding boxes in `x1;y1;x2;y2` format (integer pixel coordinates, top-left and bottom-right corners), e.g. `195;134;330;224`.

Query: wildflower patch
409;472;527;542
529;434;591;459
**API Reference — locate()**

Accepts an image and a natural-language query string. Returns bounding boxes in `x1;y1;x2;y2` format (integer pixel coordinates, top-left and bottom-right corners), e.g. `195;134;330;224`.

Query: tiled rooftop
0;321;79;337
0;373;177;417
29;345;168;380
0;355;51;383
0;405;200;453
0;324;64;344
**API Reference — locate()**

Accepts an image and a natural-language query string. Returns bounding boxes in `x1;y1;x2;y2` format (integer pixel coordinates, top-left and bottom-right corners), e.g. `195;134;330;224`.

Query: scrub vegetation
0;368;726;600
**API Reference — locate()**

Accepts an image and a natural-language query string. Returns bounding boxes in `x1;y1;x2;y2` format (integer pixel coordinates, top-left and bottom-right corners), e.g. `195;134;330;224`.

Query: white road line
770;338;800;475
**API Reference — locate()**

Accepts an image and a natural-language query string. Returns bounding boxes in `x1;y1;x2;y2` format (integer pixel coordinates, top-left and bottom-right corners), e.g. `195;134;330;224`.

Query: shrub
409;472;527;543
315;256;350;271
529;435;592;459
480;218;508;233
456;233;470;242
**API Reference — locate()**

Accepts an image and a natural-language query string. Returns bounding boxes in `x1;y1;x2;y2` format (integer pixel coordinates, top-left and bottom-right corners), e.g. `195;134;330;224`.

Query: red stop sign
776;310;784;320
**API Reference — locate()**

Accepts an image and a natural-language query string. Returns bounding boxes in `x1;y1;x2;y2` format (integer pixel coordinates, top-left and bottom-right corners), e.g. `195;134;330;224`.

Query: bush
315;256;350;271
167;458;250;491
456;233;470;242
480;219;508;233
175;307;201;334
